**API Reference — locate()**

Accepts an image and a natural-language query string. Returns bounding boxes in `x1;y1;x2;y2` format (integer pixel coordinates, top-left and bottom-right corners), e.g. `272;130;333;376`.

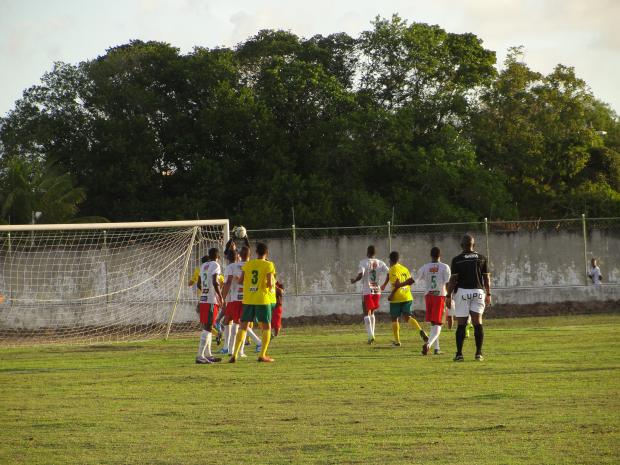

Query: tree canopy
1;15;618;227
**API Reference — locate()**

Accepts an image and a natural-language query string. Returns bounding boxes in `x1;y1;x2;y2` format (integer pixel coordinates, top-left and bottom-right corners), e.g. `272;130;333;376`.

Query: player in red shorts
416;247;451;355
196;248;223;364
271;280;284;337
351;245;389;344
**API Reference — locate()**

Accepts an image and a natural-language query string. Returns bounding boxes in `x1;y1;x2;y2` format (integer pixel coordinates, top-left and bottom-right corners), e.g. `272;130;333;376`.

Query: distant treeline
1;15;619;227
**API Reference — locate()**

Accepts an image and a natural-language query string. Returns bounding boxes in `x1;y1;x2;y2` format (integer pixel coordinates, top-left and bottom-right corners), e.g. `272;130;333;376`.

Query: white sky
1;0;619;116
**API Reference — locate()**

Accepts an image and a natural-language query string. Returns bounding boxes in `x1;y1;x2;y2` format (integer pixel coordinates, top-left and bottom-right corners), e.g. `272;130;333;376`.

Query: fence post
582;213;588;285
484;217;490;266
387;221;392;253
292;224;299;295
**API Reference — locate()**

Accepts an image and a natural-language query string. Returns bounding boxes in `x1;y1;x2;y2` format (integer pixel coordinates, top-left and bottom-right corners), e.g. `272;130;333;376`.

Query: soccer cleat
453;353;464;362
206;356;222;363
195;356;212;364
421;343;429;355
228;356;236;363
257;356;275;363
215;332;222;345
367;337;376;345
475;354;484;361
391;341;401;347
419;330;429;343
255;344;262;353
239;353;248;358
433;349;443;355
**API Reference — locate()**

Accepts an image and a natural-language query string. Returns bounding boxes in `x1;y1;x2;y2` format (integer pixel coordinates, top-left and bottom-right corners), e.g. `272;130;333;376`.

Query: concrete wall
1;228;619;329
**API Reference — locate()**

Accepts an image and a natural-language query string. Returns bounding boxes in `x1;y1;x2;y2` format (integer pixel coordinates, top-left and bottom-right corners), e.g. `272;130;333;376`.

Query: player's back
242;259;275;305
359;258;388;295
418;261;451;295
450;252;487;290
200;260;221;303
389;263;413;302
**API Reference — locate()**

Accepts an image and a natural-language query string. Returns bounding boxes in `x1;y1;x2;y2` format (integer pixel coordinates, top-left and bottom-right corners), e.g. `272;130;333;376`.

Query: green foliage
0;17;618;226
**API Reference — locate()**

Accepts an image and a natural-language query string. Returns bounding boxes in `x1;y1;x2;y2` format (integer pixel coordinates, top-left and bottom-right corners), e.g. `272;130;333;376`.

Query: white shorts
454;288;485;317
447;299;456;317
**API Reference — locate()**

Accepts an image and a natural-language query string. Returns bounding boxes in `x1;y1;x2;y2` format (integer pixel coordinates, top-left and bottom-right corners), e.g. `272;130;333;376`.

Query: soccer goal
0;219;229;346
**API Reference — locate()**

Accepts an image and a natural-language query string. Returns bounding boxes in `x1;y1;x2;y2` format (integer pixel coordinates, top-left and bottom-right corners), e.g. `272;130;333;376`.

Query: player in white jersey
196;248;223;364
588;258;602;286
416;247;451;355
351;245;389;344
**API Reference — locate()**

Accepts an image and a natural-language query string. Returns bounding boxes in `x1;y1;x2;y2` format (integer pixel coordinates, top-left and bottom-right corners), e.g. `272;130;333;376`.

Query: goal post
0;219;229;346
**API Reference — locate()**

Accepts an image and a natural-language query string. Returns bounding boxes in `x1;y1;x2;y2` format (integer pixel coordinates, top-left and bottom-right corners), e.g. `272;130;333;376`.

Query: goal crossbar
0;219;230;234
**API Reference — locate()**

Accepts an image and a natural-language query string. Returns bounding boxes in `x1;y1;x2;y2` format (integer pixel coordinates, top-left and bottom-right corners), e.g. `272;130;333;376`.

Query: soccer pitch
1;314;619;465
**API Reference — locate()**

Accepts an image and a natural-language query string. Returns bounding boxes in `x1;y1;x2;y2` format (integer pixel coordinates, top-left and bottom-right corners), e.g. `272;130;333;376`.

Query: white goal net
0;220;229;346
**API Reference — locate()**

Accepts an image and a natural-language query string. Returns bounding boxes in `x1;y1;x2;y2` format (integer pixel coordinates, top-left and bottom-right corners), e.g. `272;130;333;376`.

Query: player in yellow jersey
229;242;276;363
382;251;429;346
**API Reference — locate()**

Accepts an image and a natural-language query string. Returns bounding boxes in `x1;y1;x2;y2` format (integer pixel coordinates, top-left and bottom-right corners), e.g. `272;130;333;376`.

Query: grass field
1;314;619;465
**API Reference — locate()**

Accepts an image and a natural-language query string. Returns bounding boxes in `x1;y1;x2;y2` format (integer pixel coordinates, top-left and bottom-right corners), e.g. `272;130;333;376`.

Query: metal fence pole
582;213;588;285
387;221;392;253
292;224;299;295
484;217;490;266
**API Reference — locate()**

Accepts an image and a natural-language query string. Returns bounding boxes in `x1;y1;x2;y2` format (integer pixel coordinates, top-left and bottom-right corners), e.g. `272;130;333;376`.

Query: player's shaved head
461;234;475;251
240;246;250;260
431;247;440;259
389;251;399;264
367;245;376;257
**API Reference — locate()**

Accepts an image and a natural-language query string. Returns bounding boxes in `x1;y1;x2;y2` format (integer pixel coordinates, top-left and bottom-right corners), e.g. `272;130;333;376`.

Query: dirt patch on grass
282;300;620;327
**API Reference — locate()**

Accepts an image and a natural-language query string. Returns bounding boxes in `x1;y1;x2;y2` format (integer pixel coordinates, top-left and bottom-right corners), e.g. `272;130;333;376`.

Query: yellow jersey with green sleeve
242;259;276;305
388;263;413;303
191;267;201;297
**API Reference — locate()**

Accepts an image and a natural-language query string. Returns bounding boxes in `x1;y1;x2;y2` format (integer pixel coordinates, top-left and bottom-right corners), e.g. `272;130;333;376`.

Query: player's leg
257;305;274;362
453;290;469;361
196;303;212;363
423;296;444;355
362;296;374;343
404;298;428;343
470;292;485;360
390;302;401;346
368;295;379;337
203;305;221;361
230;306;253;362
271;305;282;337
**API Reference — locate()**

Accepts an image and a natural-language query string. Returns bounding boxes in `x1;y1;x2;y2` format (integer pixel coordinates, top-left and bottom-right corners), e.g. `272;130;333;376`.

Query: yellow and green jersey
389;263;413;303
242;259;276;305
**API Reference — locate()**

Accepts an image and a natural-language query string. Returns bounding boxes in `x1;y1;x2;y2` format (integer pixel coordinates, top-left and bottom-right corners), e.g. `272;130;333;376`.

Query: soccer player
189;256;222;343
416;247;451;355
220;249;240;355
446;234;491;362
229;242;276;363
383;251;429;346
351;245;389;344
196;248;224;364
588;258;602;286
272;280;284;337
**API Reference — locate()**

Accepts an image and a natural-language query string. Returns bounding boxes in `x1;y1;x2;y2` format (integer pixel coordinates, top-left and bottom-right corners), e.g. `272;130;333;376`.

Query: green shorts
390;300;413;319
242;304;272;324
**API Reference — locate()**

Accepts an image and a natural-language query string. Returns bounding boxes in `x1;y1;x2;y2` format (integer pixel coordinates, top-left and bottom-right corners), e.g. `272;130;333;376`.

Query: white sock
247;327;261;345
370;313;376;336
197;330;208;358
432;326;442;350
363;316;372;338
427;325;439;348
204;332;213;357
229;323;238;353
223;324;231;349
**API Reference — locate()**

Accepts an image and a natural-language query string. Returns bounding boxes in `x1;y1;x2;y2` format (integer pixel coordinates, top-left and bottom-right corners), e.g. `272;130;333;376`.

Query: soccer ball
234;226;247;239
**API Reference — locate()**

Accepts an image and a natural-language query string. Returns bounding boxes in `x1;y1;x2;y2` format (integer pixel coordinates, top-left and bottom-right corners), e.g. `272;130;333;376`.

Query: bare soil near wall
282;300;620;326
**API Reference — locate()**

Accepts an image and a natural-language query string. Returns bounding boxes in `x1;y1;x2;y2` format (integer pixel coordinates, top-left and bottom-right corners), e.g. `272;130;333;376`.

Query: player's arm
188;267;199;287
445;274;458;307
221;275;234;302
380;273;390;291
483;273;491;305
350;272;363;284
212;274;223;305
266;272;274;289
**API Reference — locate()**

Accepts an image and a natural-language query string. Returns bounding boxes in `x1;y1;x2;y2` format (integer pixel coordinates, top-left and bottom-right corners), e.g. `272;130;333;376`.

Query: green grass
1;314;619;465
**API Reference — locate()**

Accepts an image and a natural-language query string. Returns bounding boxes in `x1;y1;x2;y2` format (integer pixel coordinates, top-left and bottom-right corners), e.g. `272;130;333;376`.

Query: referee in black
446;234;491;361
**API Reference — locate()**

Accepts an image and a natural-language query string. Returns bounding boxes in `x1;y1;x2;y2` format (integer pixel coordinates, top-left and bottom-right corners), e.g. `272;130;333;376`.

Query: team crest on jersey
429;266;439;273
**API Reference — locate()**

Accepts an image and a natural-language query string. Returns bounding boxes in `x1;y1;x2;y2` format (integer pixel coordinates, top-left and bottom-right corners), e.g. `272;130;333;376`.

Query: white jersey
589;266;602;285
200;261;221;304
358;258;389;295
416;261;451;296
225;261;245;302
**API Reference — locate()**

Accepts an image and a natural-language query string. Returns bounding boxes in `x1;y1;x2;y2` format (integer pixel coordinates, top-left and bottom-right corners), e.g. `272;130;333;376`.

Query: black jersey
450;251;489;290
